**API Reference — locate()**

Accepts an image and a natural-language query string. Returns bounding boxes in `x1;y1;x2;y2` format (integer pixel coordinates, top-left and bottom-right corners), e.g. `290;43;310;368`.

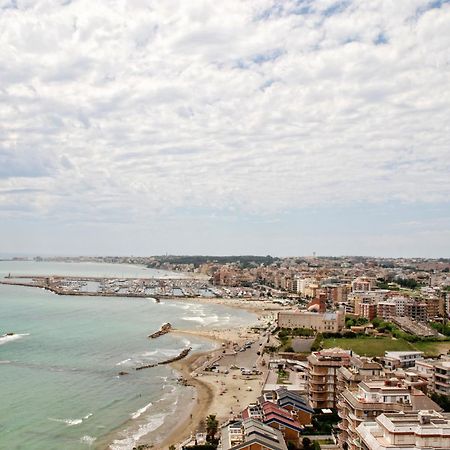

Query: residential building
337;355;383;394
337;379;442;450
434;360;450;396
377;301;396;320
218;418;288;450
273;388;314;425
356;410;450;450
359;301;377;321
307;348;351;409
352;277;372;292
383;351;424;369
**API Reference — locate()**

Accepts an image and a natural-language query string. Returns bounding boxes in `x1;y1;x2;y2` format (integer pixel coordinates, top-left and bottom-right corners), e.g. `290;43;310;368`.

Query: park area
322;336;450;357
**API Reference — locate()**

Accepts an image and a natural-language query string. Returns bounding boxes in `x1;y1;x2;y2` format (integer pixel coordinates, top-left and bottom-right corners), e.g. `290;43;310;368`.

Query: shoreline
143;321;270;449
125;303;274;450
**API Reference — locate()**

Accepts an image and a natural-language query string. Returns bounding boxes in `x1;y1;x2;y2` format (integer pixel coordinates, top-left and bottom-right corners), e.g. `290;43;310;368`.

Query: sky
0;0;449;258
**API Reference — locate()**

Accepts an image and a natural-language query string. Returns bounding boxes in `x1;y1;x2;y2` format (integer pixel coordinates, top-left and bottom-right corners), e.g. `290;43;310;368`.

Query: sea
0;261;257;450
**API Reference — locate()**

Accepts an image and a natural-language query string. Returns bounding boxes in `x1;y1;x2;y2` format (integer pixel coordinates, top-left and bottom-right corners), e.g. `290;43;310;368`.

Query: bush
311;334;323;351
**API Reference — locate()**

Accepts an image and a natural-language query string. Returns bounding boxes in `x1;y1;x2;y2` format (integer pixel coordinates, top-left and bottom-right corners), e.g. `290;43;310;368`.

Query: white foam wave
116;358;131;366
49;417;83;426
110;413;166;450
182;314;220;325
130;402;153;420
181;316;206;324
80;435;96;446
49;413;92;426
0;333;30;346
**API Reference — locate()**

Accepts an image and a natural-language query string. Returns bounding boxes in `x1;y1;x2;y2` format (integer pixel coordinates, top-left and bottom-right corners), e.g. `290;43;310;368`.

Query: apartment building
359;301;377;321
277;310;345;333
383;351;424;370
307;348;351;409
377;301;396;320
337;380;442;450
434;360;450;396
356;410;450;450
352;277;372;292
337;355;383;394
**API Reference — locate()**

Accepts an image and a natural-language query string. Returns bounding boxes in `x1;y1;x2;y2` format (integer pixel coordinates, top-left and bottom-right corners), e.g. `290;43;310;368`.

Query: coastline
116;298;283;449
146;319;274;448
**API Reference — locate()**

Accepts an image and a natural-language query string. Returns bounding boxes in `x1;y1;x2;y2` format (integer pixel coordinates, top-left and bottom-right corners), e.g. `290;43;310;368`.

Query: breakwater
148;323;172;339
135;347;192;371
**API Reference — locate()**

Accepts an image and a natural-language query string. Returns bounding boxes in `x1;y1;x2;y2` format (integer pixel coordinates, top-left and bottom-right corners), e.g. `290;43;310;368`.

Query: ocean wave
80;435;96;446
110;413;166;450
49;413;93;426
0;333;30;346
182;314;219;324
116;358;132;366
130;402;153;419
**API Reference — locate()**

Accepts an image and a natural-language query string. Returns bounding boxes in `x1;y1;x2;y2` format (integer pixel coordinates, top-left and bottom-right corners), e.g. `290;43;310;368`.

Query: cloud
0;0;449;228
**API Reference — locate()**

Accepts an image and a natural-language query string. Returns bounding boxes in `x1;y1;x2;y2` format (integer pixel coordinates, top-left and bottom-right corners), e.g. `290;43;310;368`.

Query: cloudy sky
1;0;449;257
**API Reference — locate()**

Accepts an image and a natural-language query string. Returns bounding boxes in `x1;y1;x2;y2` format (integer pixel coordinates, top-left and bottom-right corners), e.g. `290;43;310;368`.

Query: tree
302;437;312;449
169;446;176;450
206;414;219;442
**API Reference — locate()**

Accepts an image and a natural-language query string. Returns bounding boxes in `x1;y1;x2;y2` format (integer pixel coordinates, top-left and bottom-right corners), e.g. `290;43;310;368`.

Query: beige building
357;410;450;450
307;348;351;409
277;310;345;333
338;379;442;450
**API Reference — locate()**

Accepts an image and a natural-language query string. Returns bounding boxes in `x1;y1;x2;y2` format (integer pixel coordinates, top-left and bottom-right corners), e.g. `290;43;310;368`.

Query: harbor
0;274;259;299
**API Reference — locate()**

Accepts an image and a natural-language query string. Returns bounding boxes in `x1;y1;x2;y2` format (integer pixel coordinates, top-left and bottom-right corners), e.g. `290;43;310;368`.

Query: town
9;255;450;450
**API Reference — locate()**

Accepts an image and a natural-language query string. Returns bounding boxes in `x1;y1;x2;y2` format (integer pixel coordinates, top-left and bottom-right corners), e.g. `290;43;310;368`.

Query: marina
0;274;259;299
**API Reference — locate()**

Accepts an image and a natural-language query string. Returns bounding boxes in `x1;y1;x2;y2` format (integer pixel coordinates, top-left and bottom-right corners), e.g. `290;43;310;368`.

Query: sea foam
0;333;30;345
130;402;153;419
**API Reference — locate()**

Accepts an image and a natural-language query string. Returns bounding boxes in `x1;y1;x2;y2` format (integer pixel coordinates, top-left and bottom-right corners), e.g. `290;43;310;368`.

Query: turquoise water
0;262;256;450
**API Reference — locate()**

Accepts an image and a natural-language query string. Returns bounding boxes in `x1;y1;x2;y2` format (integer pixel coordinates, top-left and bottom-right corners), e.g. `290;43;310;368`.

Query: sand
154;326;270;448
130;297;285;449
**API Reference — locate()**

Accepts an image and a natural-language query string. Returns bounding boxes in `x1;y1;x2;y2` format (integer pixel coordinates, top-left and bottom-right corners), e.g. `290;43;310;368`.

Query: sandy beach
115;297;283;449
156;323;270;449
148;298;282;449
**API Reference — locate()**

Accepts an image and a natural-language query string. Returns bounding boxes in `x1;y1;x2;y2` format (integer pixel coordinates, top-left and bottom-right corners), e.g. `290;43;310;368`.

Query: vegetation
430;322;450;337
302;411;339;436
430;392;450;412
206;414;219;442
310;333;323;351
277;369;290;384
147;254;278;268
395;278;421;289
345;317;369;328
322;336;450;357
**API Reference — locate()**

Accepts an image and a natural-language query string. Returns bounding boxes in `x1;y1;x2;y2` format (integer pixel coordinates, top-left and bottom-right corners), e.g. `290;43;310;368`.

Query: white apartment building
384;352;424;369
357;410;450;450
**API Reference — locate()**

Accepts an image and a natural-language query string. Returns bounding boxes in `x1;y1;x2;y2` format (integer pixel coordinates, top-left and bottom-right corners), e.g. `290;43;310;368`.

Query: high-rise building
307;348;351;409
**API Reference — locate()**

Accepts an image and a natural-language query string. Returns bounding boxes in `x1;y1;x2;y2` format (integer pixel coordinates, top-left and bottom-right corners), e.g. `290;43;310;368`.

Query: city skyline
1;0;449;257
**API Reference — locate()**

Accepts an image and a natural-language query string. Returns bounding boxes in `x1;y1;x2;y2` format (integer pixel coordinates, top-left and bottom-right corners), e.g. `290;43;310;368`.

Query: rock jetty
135;347;192;371
148;322;172;339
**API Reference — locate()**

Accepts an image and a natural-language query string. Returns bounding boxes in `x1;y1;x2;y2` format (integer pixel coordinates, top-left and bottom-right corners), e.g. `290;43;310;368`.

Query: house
218;418;288;450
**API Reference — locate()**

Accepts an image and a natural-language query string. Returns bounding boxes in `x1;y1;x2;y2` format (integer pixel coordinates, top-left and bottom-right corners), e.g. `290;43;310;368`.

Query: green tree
206;414;219;442
302;437;312;449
